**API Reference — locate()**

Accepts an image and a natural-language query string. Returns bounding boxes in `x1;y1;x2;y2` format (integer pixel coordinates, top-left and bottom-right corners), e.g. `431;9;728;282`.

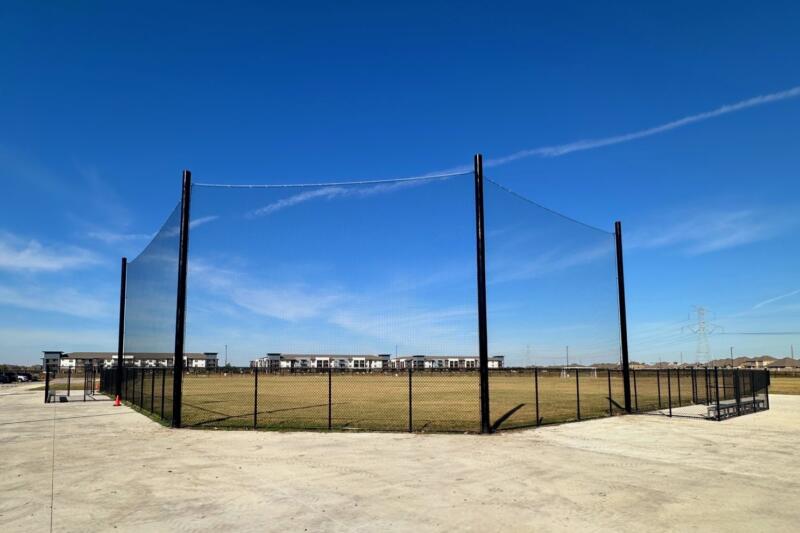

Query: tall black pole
115;257;127;398
614;221;632;413
172;170;192;428
474;154;491;434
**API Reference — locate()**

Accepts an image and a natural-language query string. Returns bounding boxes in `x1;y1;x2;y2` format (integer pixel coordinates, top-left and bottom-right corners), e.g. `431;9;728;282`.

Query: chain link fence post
714;367;721;421
408;366;413;433
666;368;672;417
534;367;540;426
575;369;581;421
254;365;259;430
327;365;332;430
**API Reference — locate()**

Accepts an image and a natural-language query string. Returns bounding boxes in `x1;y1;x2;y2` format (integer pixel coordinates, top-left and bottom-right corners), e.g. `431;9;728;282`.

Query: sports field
163;370;693;431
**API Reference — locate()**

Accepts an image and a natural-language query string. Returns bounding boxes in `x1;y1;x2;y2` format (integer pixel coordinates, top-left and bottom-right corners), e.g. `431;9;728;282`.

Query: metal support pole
254;365;258;430
139;368;144;407
327;365;332;430
734;369;741;416
691;368;696;404
632;369;638;411
751;370;757;412
44;361;51;403
172;170;192;428
408;366;413;433
656;369;661;409
83;364;87;402
576;369;581;421
676;369;682;407
534;367;540;426
614;221;632;413
150;369;155;412
666;368;672;417
607;369;613;416
714;367;721;421
67;367;72;397
116;257;127;398
474;154;491;434
160;368;165;419
705;367;711;405
764;369;770;409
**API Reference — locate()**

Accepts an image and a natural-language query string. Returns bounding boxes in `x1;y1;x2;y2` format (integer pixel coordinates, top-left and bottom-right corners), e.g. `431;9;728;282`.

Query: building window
466;360;476;369
354;360;365;369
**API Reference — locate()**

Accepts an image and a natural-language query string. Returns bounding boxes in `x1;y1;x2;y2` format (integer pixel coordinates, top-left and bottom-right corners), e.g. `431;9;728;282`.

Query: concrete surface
1;384;798;532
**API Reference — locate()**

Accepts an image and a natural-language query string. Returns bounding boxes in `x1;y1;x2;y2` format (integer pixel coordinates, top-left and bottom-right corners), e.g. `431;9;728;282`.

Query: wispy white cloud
627;208;793;255
190;260;343;321
232;285;344;321
190;215;219;229
87;230;153;244
0;283;111;319
488;241;613;284
484;85;800;166
0;232;100;272
188;258;477;353
753;288;800;310
246;179;431;218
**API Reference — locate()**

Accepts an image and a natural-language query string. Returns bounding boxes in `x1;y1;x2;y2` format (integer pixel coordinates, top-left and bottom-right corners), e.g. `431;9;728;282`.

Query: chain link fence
95;365;768;432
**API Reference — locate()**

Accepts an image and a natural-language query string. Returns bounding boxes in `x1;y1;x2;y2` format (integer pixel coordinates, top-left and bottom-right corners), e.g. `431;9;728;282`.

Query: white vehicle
17;374;29;382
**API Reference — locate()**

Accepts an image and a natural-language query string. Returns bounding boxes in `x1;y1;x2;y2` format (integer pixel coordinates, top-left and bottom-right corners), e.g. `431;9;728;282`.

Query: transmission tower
682;306;722;363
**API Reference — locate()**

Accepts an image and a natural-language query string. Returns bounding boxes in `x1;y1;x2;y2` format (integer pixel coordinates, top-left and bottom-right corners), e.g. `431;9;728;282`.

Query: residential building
42;351;218;370
251;353;391;370
390;355;504;370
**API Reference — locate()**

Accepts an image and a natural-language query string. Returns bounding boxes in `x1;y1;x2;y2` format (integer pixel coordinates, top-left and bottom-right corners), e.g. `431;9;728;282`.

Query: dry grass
170;370;680;432
769;375;800;395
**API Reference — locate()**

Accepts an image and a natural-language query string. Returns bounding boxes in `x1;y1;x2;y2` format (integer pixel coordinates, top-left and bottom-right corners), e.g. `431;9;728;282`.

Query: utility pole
730;346;734;368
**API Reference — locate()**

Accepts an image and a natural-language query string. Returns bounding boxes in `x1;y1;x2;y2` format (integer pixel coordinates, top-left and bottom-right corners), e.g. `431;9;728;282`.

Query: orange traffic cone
114;395;121;407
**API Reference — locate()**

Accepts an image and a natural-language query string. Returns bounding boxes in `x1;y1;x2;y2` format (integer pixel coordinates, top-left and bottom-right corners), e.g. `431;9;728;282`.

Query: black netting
483;177;621;429
120;202;181;422
109;170;772;432
184;174;480;431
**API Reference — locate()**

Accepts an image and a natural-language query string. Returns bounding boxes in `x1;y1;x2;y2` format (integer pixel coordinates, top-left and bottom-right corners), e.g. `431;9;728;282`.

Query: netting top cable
192;170;610;235
193;170;471;189
485;177;613;235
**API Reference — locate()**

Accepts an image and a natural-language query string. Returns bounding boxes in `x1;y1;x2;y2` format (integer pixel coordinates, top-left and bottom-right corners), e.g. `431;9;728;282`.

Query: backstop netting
483;177;623;429
185;173;480;431
102;203;181;422
102;167;771;432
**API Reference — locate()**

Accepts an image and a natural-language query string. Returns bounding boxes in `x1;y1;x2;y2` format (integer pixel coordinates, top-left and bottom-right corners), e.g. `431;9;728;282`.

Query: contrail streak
753;288;800;309
483;85;800;167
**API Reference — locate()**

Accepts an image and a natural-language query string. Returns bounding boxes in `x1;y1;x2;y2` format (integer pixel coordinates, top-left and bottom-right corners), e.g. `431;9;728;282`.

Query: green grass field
140;369;698;432
81;367;779;432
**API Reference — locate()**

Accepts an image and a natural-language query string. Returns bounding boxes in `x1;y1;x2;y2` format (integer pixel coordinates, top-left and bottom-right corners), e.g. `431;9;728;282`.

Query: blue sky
2;1;799;365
